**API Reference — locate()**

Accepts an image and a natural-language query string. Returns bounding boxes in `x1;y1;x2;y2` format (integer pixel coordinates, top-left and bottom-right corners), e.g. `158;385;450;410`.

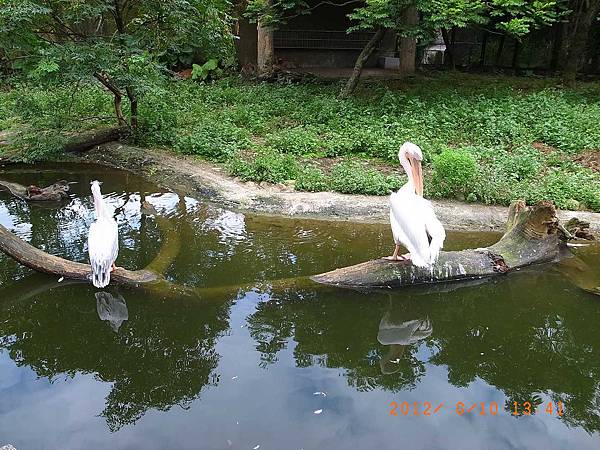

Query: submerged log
311;201;566;289
0;179;70;202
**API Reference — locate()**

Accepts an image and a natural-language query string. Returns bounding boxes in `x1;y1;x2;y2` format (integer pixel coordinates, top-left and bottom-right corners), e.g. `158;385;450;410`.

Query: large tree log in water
0;179;70;202
311;201;568;289
0;223;157;284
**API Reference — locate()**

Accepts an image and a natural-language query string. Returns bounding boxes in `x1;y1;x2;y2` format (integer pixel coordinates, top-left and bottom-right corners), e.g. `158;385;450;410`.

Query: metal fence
274;29;376;50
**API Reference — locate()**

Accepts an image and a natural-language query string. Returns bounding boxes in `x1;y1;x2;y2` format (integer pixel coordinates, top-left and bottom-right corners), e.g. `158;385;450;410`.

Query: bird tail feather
92;260;112;288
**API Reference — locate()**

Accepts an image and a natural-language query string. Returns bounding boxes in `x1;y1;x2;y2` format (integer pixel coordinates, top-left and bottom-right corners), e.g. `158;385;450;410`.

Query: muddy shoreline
78;142;600;234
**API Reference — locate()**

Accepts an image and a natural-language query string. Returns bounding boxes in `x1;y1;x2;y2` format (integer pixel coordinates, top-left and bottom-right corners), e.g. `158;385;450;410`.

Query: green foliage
2;74;599;209
430;149;478;199
266;126;323;155
330;159;402;195
244;0;309;27
0;0;234;126
191;59;223;81
229;148;299;183
295;165;329;192
10;130;68;163
175;121;250;162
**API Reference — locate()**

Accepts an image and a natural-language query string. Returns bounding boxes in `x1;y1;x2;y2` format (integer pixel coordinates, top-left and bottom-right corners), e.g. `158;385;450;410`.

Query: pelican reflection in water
96;291;129;333
378;311;433;374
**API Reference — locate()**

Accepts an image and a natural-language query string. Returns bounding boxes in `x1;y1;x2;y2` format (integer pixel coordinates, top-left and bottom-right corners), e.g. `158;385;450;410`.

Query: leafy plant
295;165;329;192
430;149;478;199
330;159;402;195
191;59;224;81
228;148;299;183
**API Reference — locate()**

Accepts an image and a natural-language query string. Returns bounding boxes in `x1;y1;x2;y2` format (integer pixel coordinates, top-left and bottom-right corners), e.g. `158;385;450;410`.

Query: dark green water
1;164;599;450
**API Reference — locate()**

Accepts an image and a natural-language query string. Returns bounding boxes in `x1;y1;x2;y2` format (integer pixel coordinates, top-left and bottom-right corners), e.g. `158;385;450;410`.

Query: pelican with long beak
386;142;445;267
88;180;119;288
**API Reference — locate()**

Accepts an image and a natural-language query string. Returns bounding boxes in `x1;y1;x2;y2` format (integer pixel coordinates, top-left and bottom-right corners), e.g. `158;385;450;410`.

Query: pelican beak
410;157;423;196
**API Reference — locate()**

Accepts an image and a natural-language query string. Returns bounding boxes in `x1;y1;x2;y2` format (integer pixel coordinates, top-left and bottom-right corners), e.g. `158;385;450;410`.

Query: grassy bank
1;73;599;211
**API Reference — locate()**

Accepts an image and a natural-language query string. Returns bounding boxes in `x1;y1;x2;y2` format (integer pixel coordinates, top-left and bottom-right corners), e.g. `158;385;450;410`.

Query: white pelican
88;181;119;288
386;142;445;267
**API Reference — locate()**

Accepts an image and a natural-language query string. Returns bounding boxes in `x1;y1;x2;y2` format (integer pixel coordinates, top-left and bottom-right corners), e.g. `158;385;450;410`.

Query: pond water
0;164;599;450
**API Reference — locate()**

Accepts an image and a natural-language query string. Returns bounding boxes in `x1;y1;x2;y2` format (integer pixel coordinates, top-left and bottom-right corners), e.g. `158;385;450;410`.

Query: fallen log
311;201;568;289
0;127;127;162
62;127;127;153
0;223;157;284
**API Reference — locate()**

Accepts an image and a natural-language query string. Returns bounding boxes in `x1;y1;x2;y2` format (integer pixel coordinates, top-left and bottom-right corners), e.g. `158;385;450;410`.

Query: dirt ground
81;142;600;235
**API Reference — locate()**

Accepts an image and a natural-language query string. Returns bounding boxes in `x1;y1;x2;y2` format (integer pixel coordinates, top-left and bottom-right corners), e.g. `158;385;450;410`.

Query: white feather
389;142;446;267
88;181;119;288
390;187;431;267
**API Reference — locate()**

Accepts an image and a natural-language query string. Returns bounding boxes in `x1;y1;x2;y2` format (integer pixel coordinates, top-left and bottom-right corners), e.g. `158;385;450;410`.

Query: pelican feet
384;245;411;262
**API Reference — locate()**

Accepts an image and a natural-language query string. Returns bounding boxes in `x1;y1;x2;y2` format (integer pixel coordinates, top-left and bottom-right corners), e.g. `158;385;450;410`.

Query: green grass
1;72;599;211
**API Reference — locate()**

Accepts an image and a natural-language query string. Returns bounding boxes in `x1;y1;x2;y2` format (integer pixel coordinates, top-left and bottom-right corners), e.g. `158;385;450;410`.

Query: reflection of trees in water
247;287;430;393
427;272;600;433
247;274;600;433
0;285;230;431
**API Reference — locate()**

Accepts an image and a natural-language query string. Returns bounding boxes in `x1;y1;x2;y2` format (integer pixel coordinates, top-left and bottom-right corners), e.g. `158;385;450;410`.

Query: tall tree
0;0;234;128
561;0;600;83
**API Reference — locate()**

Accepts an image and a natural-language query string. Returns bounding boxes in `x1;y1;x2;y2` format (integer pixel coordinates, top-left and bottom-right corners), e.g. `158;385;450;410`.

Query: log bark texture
257;10;275;80
311;201;564;289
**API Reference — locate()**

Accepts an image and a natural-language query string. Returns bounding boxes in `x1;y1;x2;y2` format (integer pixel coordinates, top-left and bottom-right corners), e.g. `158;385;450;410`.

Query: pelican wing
389;190;431;267
88;218;119;288
417;197;446;263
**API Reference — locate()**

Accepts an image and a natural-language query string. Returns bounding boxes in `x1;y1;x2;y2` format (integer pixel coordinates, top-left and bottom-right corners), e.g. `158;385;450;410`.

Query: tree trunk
0;222;157;284
550;21;566;71
62;127;127;153
441;28;455;69
399;6;419;74
0;180;70;202
479;30;489;67
311;201;568;289
257;19;275;79
94;72;127;127
125;86;138;129
512;39;521;70
339;27;386;99
495;33;506;67
562;0;600;84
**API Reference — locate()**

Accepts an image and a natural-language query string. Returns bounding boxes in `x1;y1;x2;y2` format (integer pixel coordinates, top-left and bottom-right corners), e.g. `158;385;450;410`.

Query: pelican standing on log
386;142;445;267
88;180;119;288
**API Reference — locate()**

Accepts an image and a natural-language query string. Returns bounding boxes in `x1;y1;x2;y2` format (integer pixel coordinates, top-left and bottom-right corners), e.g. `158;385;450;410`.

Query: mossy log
311;201;566;289
0;127;126;162
62;127;127;153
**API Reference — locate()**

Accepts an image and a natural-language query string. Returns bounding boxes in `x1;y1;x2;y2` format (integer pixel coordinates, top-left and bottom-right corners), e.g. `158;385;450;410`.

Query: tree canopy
0;0;235;127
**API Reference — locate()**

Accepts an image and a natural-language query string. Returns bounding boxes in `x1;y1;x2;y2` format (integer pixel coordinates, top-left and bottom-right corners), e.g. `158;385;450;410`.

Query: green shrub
430;149;478;199
136;90;178;146
10;130;68;162
330;159;401;195
228;148;298;183
295;165;329;192
175;121;249;161
265;126;323;155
